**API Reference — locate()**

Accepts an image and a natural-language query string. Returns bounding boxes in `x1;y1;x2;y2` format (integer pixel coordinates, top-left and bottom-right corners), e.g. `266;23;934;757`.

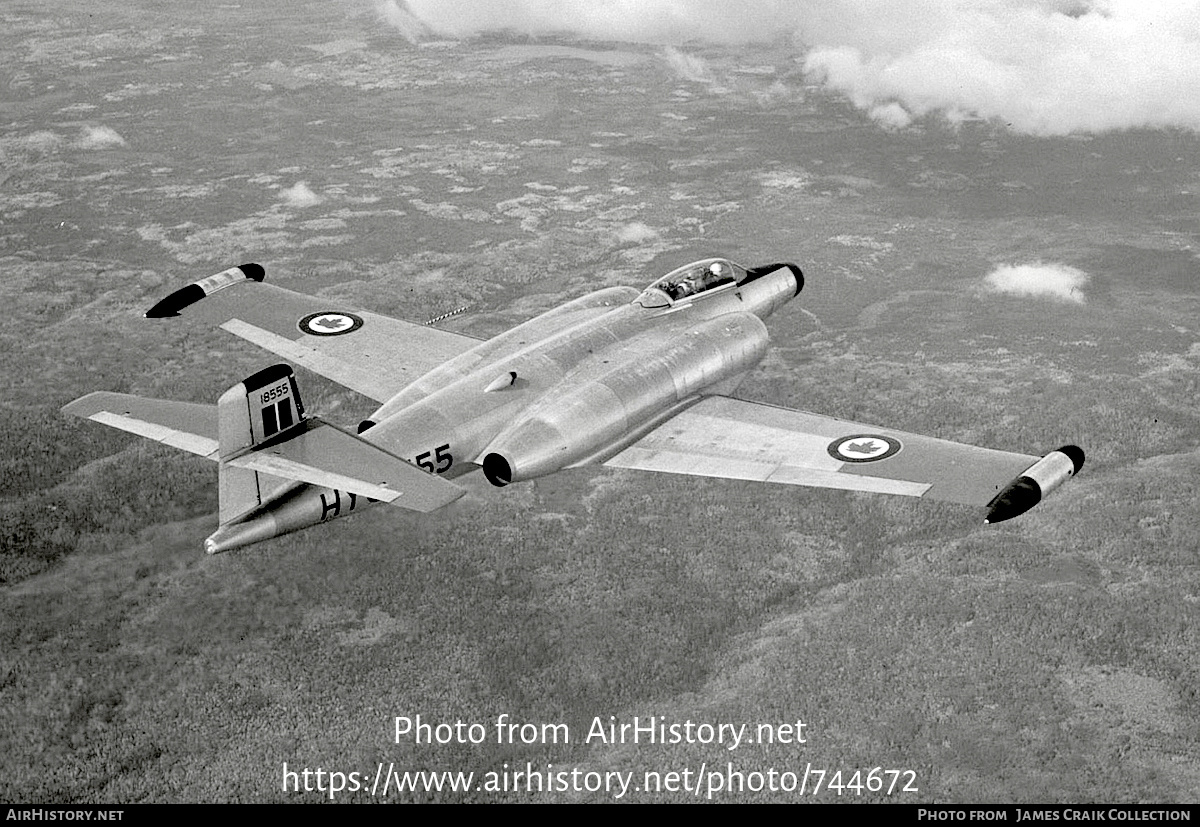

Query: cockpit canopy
636;258;746;308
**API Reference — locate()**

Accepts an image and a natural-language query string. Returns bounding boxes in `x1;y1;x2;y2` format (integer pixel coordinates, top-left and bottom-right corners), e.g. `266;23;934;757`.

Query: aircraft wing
604;396;1083;521
145;264;479;403
63;392;219;459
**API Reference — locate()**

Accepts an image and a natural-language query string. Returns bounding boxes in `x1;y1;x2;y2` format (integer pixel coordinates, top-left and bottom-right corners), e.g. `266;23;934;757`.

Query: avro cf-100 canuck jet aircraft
64;258;1084;554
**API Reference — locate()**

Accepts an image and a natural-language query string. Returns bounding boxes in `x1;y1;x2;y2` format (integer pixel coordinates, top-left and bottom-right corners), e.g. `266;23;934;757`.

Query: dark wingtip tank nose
983;478;1041;524
145;284;204;318
144;263;264;318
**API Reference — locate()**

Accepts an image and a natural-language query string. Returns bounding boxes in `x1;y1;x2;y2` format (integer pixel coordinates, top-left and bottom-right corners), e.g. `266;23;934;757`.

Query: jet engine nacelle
368;285;643;424
481;312;770;486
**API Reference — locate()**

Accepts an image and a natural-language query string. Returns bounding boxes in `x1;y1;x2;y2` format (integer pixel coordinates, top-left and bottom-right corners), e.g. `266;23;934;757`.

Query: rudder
217;364;304;523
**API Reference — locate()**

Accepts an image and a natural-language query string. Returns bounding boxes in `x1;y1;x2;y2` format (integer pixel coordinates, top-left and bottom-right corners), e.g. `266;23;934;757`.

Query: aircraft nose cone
482;453;512;487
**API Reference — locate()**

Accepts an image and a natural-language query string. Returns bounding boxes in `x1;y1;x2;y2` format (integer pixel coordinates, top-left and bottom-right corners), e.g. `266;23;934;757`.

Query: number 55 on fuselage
63;258;1084;554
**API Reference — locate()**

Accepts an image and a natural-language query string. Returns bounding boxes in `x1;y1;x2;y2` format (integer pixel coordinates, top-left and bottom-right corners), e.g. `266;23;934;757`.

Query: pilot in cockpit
656;260;735;302
684;262;730;297
703;261;727;289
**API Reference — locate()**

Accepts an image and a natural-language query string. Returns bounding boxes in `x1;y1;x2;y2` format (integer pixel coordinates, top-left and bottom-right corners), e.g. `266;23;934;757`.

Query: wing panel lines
221;319;390;402
605;395;1040;507
63;392;219;459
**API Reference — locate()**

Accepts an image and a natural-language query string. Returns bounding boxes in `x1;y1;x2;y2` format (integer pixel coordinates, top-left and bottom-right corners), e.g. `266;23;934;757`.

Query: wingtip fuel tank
984;445;1085;523
145;263;265;318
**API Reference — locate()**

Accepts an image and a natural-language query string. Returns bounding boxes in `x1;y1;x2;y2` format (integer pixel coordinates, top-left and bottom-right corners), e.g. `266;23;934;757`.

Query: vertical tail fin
217;364;304;524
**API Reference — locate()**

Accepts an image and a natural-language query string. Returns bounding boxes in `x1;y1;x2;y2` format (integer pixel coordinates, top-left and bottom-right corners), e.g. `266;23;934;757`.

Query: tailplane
64;363;465;552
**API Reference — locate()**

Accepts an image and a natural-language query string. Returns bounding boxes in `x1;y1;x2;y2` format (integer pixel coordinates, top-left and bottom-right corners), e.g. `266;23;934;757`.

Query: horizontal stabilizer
227;420;464;512
62;392;218;459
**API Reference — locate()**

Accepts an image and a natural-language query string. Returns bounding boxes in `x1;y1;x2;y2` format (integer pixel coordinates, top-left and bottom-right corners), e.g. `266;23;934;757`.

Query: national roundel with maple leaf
827;434;902;463
298;311;364;336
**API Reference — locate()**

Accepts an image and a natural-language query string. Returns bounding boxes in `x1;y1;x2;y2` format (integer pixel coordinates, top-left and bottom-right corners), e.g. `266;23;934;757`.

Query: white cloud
661;47;714;85
984;261;1089;303
76;126;126;149
400;0;1200;135
280;182;323;208
615;221;659;244
802;1;1200;135
868;102;913;130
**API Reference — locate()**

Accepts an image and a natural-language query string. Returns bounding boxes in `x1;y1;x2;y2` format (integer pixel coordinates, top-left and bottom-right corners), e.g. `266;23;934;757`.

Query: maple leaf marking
845;439;882;455
314;316;349;330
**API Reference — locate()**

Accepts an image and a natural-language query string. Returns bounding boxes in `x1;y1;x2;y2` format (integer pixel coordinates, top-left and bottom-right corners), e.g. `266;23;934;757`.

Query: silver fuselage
207;259;799;552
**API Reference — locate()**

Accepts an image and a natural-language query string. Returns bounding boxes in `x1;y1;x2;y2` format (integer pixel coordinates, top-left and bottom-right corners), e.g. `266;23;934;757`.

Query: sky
388;0;1200;135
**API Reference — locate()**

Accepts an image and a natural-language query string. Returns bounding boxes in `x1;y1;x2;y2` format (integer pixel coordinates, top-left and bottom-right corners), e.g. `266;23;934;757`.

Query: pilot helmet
709;262;725;276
